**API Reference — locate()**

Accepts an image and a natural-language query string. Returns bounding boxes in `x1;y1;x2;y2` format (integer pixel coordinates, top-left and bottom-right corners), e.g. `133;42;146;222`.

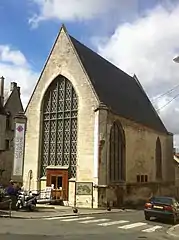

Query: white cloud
94;4;179;147
0;45;38;108
29;0;137;28
0;45;27;66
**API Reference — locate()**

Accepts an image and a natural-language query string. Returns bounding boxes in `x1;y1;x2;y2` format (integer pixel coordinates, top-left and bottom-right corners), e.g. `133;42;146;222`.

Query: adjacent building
22;25;175;208
0;77;24;186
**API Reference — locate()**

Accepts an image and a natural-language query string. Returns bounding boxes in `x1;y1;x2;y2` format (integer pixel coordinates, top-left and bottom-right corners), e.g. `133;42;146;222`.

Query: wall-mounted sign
76;182;93;195
13;123;25;176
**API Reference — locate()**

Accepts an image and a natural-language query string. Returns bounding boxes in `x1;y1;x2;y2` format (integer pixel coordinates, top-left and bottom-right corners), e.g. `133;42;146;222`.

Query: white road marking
118;222;147;229
80;219;110;224
142;225;163;233
98;220;129;226
61;217;95;222
45;216;79;220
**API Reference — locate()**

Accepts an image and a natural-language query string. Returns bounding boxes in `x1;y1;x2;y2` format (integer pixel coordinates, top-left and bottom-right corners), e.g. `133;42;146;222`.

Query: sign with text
13;123;25;176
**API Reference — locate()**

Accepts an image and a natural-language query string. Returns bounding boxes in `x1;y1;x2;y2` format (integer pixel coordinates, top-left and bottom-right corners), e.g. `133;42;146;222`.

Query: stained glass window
109;121;125;182
155;137;162;180
41;75;78;178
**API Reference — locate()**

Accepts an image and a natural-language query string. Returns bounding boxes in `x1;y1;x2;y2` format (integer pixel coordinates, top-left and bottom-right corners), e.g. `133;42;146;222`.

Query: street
0;210;175;239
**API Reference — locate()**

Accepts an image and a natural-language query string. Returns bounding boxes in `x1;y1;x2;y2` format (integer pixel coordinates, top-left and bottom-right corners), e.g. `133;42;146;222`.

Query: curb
167;224;179;238
0;209;135;220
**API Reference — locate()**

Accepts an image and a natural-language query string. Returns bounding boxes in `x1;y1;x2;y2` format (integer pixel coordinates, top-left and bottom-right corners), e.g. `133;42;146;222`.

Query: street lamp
173;56;179;63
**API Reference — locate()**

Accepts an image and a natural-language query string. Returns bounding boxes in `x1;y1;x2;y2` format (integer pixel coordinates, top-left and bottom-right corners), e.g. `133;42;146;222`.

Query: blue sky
0;0;166;72
1;0;179;145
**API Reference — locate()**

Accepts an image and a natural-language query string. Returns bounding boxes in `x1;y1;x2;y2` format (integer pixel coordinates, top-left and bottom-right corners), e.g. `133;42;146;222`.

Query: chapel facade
22;25;175;208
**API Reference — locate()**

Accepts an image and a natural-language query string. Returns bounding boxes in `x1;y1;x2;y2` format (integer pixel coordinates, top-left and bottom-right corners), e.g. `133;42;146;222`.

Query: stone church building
22;25;175;208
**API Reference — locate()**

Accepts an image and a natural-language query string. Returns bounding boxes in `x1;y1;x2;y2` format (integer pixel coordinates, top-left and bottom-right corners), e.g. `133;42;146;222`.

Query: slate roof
70;36;168;134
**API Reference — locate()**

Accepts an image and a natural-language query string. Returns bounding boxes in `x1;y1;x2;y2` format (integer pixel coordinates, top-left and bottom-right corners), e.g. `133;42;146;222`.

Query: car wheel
145;214;150;221
29;204;35;211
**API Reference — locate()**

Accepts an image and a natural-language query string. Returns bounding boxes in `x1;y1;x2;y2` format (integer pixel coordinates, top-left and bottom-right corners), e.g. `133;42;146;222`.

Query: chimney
10;82;17;91
17;86;20;95
0;76;4;105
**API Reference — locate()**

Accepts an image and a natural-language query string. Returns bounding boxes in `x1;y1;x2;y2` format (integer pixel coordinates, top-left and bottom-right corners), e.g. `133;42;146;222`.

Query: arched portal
109;121;125;182
155;137;162;180
40;75;78;179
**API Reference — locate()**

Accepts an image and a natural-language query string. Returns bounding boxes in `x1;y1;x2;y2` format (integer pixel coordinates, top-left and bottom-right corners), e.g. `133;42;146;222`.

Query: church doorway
46;168;69;200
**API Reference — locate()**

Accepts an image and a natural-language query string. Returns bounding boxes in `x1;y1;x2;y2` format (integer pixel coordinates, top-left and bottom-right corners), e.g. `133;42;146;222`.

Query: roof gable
4;87;24;114
70;36;167;134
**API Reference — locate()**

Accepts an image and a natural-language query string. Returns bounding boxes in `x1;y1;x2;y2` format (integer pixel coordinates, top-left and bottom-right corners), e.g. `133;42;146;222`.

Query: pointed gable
4;82;24;114
26;25;167;134
69;36;167;134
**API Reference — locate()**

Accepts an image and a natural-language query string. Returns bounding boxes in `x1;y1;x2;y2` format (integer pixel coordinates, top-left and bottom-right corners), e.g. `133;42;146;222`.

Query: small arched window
109;121;125;182
155;137;162;180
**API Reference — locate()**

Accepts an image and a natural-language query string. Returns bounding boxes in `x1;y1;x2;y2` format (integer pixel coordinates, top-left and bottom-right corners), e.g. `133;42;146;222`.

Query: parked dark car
144;196;179;224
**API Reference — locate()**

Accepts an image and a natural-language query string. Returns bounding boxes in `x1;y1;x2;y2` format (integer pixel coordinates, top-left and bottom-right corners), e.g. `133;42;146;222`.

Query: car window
150;197;172;204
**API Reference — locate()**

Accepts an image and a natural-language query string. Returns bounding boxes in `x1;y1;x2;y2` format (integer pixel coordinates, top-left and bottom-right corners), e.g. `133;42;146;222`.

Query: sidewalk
0;204;135;219
167;224;179;238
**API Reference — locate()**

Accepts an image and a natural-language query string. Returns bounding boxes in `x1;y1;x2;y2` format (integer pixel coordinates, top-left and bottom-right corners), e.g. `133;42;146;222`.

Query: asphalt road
0;210;175;240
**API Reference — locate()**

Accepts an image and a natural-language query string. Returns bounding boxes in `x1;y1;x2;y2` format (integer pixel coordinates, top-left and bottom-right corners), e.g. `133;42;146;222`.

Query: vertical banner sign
13;123;25;176
93;111;99;179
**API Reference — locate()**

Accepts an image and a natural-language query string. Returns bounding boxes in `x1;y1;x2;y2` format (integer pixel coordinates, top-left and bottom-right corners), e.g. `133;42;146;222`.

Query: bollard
73;207;78;213
9;200;12;218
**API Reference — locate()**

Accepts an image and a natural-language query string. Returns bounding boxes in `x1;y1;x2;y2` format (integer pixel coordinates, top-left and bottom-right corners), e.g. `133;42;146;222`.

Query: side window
136;174;148;183
6;112;11;130
5;139;10;150
156;137;162;180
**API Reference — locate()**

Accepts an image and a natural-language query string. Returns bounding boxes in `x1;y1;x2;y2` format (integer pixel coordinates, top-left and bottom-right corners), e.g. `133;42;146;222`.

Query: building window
5;139;10;150
155;137;162;180
109;121;125;182
41;75;78;178
6;112;11;130
136;174;148;183
137;175;140;182
145;175;148;182
141;175;144;183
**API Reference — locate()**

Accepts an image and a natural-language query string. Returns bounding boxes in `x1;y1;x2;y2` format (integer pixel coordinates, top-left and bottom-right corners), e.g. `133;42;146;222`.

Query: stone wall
98;110;174;186
0;151;13;186
97;110;175;208
98;182;176;208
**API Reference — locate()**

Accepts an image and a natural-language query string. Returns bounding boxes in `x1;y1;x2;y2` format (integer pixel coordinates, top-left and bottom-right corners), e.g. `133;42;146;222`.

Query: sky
1;0;179;147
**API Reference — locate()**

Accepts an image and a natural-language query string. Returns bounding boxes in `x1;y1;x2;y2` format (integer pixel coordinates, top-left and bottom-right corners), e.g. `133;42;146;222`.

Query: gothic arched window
155;137;162;180
41;75;78;178
109;121;125;182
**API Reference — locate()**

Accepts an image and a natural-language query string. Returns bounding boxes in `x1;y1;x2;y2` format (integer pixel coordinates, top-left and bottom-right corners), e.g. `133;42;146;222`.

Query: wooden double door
46;169;68;201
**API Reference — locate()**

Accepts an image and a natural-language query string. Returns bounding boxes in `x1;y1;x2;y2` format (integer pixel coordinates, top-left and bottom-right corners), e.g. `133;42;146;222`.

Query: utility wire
152;83;179;102
156;92;179;112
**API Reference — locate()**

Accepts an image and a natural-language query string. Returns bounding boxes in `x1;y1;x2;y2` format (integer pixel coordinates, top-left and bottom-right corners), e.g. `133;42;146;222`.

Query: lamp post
173;56;179;63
